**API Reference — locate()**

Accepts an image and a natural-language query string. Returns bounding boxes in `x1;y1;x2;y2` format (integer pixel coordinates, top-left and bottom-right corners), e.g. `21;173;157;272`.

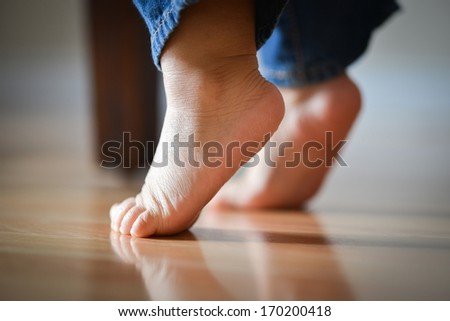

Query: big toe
130;210;159;238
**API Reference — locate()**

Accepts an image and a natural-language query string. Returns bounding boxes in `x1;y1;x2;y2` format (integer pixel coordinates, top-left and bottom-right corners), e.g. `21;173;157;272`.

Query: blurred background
0;0;449;217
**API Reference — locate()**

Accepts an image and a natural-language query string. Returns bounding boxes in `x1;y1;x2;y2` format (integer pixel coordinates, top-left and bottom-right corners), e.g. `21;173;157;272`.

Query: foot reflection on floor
110;210;353;300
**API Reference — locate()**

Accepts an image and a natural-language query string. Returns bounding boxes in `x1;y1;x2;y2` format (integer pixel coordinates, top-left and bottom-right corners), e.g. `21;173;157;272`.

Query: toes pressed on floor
110;197;135;232
119;206;146;235
130;211;155;238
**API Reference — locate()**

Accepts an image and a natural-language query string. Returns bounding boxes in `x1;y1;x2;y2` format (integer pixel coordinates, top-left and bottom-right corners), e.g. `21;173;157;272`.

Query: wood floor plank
0;119;449;300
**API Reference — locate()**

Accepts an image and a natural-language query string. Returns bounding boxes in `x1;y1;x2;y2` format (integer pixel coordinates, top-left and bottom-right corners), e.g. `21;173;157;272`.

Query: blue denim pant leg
133;0;198;70
133;0;288;70
258;0;400;87
133;0;398;82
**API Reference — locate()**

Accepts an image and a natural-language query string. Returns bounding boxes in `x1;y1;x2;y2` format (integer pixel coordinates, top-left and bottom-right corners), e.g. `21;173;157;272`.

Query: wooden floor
1;156;449;300
0;113;449;300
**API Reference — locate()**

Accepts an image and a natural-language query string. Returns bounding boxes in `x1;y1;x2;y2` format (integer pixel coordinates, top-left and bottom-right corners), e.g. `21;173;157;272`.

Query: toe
130;210;158;238
119;205;146;235
110;197;135;232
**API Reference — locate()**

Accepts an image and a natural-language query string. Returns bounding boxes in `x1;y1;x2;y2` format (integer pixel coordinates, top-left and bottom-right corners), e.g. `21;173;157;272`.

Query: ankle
162;52;258;80
161;54;265;109
160;0;256;74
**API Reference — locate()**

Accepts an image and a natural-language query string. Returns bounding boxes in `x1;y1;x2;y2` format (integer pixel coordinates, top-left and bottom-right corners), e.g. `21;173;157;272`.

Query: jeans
133;0;399;87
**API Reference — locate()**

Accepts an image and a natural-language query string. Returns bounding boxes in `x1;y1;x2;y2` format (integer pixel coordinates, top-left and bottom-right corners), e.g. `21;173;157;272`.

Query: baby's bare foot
211;74;361;209
109;0;284;237
110;66;282;236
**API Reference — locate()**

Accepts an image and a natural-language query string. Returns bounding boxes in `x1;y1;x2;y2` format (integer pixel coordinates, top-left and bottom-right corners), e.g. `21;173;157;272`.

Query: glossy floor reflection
110;210;353;300
1;175;450;300
107;208;450;300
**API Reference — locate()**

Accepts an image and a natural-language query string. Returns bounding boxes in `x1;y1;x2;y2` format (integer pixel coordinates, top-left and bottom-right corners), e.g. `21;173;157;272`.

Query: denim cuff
133;0;199;71
133;0;288;71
